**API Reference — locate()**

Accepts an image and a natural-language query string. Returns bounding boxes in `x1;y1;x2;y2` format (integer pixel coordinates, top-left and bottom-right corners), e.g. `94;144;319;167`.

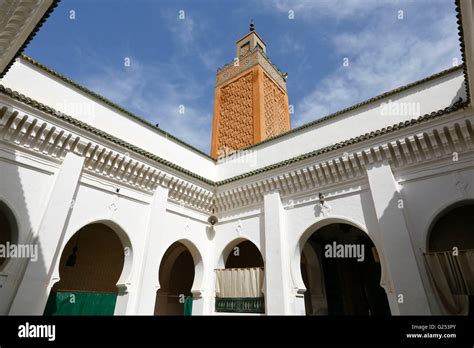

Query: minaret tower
210;20;290;158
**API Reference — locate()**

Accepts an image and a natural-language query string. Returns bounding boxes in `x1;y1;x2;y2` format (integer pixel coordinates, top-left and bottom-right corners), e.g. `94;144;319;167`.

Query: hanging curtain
43;291;117;316
456;251;474;293
184;296;193;316
423;250;474;315
215;267;265;313
215;267;264;298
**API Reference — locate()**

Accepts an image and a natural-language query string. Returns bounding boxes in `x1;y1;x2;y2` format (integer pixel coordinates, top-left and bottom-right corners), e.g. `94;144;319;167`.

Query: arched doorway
215;239;265;313
425;202;474;315
44;223;126;315
224;240;264;269
155;242;196;315
300;223;390;315
0;202;17;270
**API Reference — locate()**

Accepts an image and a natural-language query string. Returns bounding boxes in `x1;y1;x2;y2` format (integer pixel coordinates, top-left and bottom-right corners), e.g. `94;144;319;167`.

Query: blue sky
25;0;461;153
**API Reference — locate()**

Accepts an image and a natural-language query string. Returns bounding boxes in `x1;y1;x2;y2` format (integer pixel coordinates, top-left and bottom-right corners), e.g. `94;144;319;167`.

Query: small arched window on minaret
211;20;291;159
240;42;250;56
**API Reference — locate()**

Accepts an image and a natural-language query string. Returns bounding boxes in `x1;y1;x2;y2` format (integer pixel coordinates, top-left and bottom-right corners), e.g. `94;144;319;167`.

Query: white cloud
278;33;305;55
161;9;224;71
267;0;392;20
291;1;461;125
83;57;213;152
169;14;196;46
75;1;461;152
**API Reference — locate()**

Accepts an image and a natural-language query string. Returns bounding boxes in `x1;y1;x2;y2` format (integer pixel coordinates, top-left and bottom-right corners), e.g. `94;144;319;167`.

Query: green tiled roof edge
455;0;471;104
0;0;469;188
0;84;468;187
18;54;464;164
18;54;214;160
237;65;464;153
9;0;468;162
0;84;215;186
216;98;469;185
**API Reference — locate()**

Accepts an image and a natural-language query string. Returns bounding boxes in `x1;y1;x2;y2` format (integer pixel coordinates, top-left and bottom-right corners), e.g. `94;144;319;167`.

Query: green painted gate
43;291;117;316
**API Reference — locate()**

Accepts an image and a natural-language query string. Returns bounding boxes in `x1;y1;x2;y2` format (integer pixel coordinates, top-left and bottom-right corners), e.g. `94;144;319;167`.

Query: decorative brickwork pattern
217;73;254;155
216;48;287;91
263;73;288;139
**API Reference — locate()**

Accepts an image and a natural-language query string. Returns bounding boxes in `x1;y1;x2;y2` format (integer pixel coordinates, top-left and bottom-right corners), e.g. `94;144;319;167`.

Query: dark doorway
225;240;264;268
155;242;195;315
0;202;17;270
301;223;390;316
44;223;125;315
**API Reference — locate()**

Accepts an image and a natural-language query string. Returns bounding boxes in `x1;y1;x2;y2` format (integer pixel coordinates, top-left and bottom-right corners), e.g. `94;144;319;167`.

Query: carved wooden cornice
1;88;472;214
0;102;214;213
0;0;59;78
214;103;474;212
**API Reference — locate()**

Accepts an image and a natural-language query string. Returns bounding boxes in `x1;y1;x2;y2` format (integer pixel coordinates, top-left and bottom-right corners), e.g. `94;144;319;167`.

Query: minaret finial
250;19;254;32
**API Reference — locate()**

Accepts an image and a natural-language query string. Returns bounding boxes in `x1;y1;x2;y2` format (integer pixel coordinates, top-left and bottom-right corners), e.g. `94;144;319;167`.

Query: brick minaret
210;21;290;159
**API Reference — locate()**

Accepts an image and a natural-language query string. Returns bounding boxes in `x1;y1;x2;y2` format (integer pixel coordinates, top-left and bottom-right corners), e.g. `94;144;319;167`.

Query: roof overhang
235;30;267;46
458;0;474;103
0;0;60;78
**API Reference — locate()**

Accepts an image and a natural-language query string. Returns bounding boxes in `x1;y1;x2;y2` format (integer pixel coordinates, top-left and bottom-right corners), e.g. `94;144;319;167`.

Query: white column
191;290;205;315
263;190;291;314
114;284;131;315
366;162;431;315
9;152;85;315
135;184;169;315
190;266;214;316
193;225;215;315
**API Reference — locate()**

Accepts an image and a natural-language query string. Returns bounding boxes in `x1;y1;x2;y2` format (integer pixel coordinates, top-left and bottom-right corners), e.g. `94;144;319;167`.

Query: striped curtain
215;267;264;298
423;249;474;315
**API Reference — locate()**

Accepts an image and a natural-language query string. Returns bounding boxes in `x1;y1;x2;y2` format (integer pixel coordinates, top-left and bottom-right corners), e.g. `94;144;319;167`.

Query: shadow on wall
359;188;394;302
0;141;47;314
451;85;466;106
367;163;473;316
373;175;429;315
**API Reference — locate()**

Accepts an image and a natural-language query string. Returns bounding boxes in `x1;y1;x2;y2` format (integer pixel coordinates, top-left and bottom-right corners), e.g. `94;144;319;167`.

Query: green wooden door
44;291;117;316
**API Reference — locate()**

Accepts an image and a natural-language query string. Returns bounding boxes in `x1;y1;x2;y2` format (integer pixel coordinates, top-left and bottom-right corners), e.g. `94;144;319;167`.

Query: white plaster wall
0;0;54;74
283;186;404;315
150;208;213;314
212;212;264;268
0;60;466;184
210;210;264;313
0;60;216;180
0;152;55;314
285;190;371;288
159;209;211;286
46;181;151;315
216;71;466;180
0;54;471;316
3;145;472;316
399;165;474;315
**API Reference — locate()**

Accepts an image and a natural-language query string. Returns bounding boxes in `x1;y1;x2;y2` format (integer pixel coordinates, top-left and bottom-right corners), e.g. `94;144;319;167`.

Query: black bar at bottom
0;315;473;346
